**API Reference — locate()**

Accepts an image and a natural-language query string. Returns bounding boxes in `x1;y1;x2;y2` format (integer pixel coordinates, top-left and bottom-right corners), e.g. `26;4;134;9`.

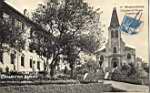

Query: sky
5;0;149;62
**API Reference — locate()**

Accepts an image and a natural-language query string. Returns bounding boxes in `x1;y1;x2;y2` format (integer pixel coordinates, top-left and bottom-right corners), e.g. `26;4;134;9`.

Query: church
96;8;136;72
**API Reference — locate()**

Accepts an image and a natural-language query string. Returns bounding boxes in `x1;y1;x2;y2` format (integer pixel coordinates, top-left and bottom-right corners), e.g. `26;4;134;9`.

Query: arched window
127;53;131;59
115;31;118;38
111;31;114;38
113;47;117;53
100;55;104;61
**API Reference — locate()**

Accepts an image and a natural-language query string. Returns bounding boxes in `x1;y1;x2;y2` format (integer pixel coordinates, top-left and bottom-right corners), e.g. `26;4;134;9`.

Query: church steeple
110;8;120;28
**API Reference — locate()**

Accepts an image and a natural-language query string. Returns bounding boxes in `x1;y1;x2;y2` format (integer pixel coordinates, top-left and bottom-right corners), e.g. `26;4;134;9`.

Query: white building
0;1;48;73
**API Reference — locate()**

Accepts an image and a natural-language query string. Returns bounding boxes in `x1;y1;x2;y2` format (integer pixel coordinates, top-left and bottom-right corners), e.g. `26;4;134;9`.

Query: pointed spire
110;8;120;28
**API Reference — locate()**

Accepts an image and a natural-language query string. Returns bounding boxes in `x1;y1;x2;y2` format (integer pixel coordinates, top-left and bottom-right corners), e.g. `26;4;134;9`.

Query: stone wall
0;83;111;93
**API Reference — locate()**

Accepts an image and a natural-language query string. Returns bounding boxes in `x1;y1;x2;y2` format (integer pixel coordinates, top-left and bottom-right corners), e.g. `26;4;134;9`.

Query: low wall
0;82;112;93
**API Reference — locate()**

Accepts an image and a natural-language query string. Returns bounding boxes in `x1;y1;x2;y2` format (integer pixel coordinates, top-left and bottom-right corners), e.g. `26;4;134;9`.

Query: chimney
24;9;27;16
23;9;29;18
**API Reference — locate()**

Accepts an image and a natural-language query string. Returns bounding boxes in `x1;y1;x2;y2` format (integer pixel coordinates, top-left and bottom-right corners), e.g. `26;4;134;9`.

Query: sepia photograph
0;0;149;93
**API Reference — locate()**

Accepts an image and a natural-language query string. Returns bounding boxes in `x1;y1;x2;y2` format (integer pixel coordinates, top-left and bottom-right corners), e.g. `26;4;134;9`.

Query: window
115;31;118;38
37;61;40;70
127;53;131;59
111;57;118;68
0;52;3;63
11;53;15;64
33;61;35;64
113;47;117;53
30;28;35;38
30;59;33;68
29;43;35;52
0;67;3;73
100;55;104;61
3;13;9;22
21;56;25;67
111;30;118;38
5;67;9;73
111;31;114;38
19;21;23;30
15;19;22;28
44;62;46;71
22;23;25;30
99;55;104;67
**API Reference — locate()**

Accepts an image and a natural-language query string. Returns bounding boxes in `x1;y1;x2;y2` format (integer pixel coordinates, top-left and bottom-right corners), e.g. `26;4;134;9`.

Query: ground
103;80;149;92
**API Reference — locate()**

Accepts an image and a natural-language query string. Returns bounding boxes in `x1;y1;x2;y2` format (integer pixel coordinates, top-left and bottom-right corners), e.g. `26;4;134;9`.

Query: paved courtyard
103;80;149;92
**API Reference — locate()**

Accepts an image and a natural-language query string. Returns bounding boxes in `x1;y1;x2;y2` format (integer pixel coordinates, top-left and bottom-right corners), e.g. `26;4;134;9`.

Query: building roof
1;1;52;37
125;46;135;50
110;8;120;28
94;45;106;54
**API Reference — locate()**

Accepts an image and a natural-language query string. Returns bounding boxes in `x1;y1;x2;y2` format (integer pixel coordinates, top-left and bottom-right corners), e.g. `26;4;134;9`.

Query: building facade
96;8;136;72
0;1;48;73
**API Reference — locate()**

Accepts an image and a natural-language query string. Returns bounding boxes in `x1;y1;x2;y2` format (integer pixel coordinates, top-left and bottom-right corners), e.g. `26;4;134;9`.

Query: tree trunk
70;67;74;79
70;62;75;79
42;58;49;77
50;64;55;79
49;53;60;79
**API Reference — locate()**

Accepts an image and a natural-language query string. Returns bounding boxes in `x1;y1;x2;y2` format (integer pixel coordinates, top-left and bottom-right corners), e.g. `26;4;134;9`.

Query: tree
32;0;104;78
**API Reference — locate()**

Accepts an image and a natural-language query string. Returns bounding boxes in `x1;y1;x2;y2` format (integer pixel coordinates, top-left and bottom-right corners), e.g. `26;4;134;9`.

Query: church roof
95;46;106;54
101;48;106;52
110;8;120;28
125;46;135;50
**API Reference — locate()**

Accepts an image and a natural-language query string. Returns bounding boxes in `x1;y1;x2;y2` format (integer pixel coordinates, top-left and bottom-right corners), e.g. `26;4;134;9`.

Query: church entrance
111;57;119;68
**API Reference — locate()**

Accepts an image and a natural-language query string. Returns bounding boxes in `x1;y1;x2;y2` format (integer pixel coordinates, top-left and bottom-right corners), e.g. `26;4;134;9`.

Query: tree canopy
32;0;104;78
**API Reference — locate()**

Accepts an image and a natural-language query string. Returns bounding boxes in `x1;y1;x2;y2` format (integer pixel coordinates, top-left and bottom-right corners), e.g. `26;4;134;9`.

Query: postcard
0;0;149;93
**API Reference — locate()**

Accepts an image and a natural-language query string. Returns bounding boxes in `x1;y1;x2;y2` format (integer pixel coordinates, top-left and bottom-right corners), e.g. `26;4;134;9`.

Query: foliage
32;0;104;78
76;59;99;75
111;63;148;84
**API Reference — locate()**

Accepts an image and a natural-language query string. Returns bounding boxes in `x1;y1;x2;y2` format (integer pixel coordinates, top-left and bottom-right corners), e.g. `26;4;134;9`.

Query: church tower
107;8;123;69
108;8;121;53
